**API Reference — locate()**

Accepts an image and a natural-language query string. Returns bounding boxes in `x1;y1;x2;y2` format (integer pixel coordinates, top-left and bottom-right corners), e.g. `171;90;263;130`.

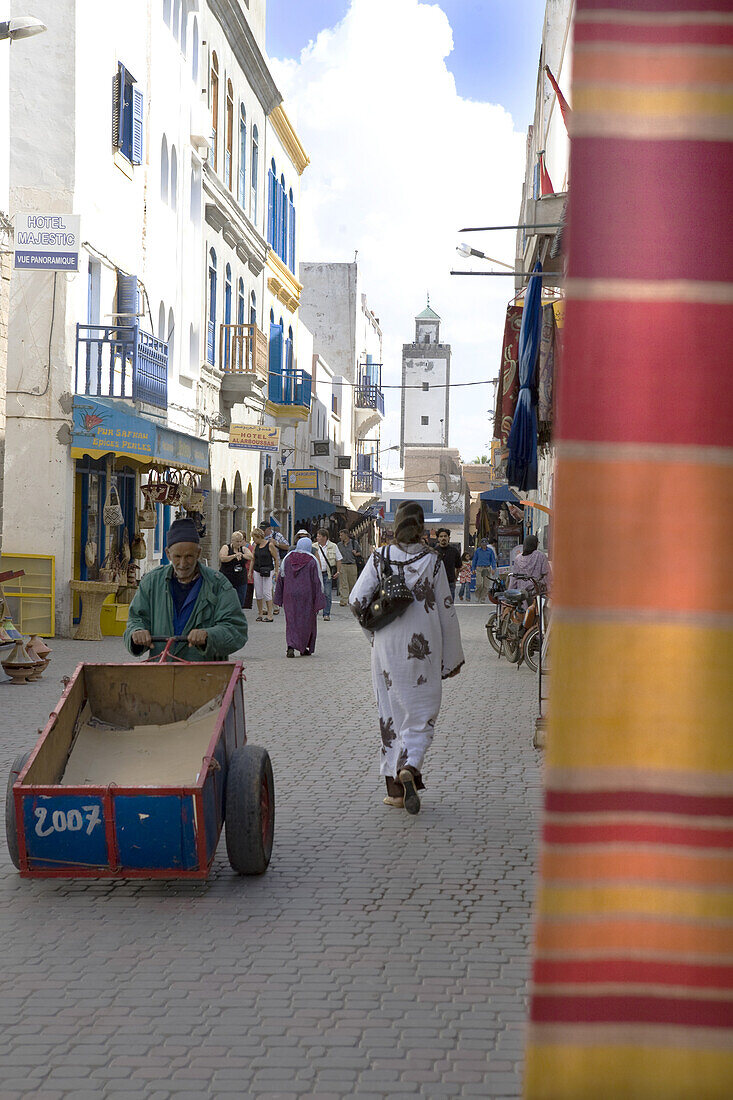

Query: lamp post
0;17;47;41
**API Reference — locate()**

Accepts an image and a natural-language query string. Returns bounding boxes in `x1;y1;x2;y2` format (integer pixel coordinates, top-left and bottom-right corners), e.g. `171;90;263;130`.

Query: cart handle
144;635;206;664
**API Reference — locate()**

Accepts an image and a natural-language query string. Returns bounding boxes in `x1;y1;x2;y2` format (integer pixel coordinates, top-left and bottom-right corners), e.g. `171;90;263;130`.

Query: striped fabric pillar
525;3;733;1098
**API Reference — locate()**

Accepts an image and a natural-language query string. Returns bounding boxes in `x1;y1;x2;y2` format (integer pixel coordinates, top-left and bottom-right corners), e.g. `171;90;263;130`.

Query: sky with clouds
267;0;547;476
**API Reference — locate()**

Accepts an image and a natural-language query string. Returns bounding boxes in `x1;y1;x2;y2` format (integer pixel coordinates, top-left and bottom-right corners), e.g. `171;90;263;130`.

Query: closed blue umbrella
507;261;542;491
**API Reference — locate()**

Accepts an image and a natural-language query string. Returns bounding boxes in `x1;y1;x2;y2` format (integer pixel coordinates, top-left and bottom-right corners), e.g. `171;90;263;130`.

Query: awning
293;491;336;522
70;396;208;473
480;486;522;504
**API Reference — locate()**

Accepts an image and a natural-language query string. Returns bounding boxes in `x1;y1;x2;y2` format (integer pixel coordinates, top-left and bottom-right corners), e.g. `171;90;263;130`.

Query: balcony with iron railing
219;322;269;405
354;381;385;417
75;324;168;410
351;468;382;496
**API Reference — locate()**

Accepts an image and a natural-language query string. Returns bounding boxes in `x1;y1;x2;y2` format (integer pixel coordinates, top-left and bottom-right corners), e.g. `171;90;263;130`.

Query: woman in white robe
349;501;464;814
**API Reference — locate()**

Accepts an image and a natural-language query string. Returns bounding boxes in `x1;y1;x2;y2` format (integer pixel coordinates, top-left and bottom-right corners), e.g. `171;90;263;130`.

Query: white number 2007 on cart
34;804;102;838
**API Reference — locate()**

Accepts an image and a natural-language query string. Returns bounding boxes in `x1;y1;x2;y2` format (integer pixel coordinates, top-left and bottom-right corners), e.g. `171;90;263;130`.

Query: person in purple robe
274;537;326;658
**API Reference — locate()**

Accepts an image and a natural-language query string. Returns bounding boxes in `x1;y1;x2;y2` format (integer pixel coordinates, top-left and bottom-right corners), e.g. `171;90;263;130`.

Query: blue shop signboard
71;397;208;472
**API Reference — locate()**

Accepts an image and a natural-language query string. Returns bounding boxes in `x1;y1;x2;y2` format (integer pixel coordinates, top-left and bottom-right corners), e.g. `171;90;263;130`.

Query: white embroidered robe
349;543;465;779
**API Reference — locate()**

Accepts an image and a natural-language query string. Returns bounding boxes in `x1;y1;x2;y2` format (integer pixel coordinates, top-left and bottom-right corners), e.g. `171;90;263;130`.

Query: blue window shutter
267;168;274;246
112;64;124;148
268;323;283;402
279;183;287;260
288;199;295;270
132;88;144;164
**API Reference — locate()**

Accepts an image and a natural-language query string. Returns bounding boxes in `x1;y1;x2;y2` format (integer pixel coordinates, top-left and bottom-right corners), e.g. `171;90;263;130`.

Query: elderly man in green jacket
124;517;248;662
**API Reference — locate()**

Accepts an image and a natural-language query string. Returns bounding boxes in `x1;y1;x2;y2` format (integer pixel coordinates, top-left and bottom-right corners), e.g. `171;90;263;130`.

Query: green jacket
124;562;248;662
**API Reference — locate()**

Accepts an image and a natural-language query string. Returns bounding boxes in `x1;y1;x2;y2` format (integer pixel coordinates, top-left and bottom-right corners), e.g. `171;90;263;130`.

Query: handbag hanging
84;537;97;568
357;547;415;633
131;521;147;560
102;484;124;527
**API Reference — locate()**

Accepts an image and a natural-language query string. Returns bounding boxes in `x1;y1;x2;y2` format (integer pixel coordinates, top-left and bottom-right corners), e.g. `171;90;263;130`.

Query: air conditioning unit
312;441;330;457
336;455;351;469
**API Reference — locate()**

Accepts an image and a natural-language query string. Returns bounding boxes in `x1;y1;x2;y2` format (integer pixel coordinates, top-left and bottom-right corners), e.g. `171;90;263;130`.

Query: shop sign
70;397;208;472
286;469;319;491
311;441;330;457
229;424;281;452
14;213;80;271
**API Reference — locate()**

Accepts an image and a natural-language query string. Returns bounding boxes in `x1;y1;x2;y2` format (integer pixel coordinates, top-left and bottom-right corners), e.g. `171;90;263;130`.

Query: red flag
539;151;555;197
545;65;571;129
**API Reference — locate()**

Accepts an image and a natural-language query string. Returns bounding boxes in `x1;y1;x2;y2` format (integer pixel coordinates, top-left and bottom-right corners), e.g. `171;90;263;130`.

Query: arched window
238;104;246;208
210;52;219;171
180;0;188;55
191;16;199;81
158;301;166;341
269;307;274;325
223;263;232;368
267;158;277;247
167;307;175;366
251;124;259;222
170;145;178;210
163;0;171;27
160;136;169;204
190;163;201;222
237;277;245;325
189;323;198;373
207;248;217;365
250;289;257;328
279;173;287;261
286;324;294;373
287;186;295;272
225;79;234;190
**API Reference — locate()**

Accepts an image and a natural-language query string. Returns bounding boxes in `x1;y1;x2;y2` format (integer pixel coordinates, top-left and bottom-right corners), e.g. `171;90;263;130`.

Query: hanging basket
138;506;156;530
102;485;124;527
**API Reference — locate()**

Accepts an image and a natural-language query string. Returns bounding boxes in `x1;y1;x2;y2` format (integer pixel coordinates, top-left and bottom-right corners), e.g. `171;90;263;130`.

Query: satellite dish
426;480;440;494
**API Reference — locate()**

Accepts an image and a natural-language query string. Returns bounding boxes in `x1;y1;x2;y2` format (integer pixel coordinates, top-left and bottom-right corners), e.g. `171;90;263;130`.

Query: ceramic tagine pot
1;640;38;684
26;636;50;679
1;615;23;642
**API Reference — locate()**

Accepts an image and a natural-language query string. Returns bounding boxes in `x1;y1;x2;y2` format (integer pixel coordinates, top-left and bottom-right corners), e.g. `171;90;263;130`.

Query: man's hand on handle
131;629;207;649
131;629;152;649
187;629;208;649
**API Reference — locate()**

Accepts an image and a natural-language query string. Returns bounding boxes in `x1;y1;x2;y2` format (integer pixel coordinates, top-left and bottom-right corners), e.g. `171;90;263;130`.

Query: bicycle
486;573;540;663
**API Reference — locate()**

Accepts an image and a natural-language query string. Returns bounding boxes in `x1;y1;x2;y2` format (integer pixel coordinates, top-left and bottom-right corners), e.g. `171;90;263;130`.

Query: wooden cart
5;646;274;879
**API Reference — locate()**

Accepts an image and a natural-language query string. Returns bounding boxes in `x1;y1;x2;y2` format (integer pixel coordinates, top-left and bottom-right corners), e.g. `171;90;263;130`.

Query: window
225;80;233;190
279;174;287;261
207;248;217;365
267;158;277;247
190;163;201;222
422;381;429;391
180;1;188;55
287;187;295;272
191;16;198;81
158;301;166;341
172;0;180;40
251;125;259;221
170;145;178;210
223;263;232;366
163;0;171;27
160;136;169;202
167;308;175;365
210;52;219;171
421;416;429;425
113;64;143;165
250;289;257;327
238;104;247;208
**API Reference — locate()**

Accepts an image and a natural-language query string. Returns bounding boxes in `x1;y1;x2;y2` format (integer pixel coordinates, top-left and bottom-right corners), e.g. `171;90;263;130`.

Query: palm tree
472;455;490;464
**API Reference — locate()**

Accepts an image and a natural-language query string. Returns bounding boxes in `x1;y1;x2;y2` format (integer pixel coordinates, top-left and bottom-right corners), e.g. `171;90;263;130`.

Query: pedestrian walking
274;536;326;657
313;527;342;620
457;553;472;602
262;517;290;613
250;527;279;622
337;528;360;605
472;538;498;602
435;528;462;603
509;534;551;593
349;501;464;815
218;530;253;608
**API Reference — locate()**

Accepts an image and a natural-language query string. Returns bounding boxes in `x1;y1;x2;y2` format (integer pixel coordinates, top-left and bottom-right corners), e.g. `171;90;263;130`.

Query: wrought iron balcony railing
355;382;385;416
351;469;382;495
75;324;168;410
268;368;312;409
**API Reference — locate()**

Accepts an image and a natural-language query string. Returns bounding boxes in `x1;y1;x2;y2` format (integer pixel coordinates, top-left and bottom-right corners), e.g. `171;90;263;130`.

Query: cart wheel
225;745;274;875
5;752;30;870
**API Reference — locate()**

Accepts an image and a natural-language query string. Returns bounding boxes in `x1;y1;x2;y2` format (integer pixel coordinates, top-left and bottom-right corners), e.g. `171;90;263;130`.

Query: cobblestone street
0;604;542;1099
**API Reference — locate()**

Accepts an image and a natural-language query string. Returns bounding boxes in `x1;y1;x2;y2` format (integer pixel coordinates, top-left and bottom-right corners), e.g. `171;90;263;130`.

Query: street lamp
0;16;47;41
456;242;514;270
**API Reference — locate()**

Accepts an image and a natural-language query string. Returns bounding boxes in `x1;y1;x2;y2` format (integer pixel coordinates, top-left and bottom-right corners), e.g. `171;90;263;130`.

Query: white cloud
271;0;527;472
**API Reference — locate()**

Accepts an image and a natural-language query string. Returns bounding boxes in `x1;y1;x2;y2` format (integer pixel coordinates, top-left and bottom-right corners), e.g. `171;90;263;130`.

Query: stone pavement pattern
0;603;542;1099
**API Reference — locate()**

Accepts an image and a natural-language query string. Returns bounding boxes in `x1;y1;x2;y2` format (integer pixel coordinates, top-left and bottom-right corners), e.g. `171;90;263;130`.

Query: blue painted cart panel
115;794;198;870
22;794;108;869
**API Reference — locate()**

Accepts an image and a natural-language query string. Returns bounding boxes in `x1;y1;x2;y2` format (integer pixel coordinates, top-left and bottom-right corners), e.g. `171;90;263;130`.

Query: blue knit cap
165;517;200;547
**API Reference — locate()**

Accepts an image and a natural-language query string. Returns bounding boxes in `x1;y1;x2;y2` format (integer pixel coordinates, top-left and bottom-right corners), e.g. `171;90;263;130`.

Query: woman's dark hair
393;501;425;546
523;534;539;554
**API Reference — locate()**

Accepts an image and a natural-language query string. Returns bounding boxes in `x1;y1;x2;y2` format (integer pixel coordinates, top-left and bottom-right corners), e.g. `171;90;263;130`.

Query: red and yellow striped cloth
525;2;733;1096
